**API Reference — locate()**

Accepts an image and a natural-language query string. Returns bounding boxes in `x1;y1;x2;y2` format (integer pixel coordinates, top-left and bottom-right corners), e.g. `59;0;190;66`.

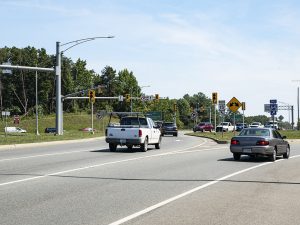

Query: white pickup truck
105;113;162;152
216;122;234;132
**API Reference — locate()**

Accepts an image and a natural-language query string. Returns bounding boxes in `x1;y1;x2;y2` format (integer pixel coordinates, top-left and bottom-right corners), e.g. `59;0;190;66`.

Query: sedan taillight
256;140;269;146
231;139;240;145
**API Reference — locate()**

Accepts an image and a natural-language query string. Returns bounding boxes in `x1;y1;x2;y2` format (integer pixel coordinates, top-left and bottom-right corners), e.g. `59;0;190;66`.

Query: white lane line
0;142;210;187
108;155;300;225
0;148;103;162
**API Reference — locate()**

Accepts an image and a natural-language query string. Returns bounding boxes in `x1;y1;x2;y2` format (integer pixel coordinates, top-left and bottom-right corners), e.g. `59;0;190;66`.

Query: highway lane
0;133;300;225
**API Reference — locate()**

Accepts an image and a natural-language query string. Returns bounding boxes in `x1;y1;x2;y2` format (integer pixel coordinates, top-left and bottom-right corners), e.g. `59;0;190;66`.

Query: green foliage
0;46;295;132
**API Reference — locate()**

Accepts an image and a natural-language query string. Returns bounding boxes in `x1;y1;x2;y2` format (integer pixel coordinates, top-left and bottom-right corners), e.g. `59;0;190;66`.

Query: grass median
186;130;300;143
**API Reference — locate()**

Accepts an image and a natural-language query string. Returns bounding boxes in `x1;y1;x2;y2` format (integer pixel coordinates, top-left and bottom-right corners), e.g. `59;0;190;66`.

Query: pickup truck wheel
140;138;148;152
155;136;162;149
109;144;117;152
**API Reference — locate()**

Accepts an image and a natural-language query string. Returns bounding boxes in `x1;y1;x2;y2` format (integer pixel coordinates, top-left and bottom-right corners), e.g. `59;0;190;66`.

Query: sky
1;0;300;122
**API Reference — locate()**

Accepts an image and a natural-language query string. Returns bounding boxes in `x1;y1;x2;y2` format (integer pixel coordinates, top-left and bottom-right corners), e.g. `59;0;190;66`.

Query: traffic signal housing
174;103;177;112
125;94;131;103
242;102;246;110
155;94;159;101
212;92;218;105
88;90;95;103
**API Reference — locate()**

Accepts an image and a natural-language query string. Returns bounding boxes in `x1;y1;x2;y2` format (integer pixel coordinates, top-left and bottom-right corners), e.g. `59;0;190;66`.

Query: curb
184;133;228;144
0;136;105;151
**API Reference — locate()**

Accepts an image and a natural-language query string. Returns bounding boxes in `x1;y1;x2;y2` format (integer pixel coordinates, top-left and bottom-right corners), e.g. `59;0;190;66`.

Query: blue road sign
270;110;277;116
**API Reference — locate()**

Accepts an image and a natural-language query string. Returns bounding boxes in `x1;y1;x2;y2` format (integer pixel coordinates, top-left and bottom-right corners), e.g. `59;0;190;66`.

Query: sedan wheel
283;146;290;159
233;153;241;161
270;148;277;162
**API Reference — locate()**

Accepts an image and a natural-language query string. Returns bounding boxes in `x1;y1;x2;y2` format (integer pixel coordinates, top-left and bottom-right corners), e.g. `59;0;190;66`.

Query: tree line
0;46;286;128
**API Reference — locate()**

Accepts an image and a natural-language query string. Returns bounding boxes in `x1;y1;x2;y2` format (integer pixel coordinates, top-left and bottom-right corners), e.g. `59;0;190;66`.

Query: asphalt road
1;133;300;225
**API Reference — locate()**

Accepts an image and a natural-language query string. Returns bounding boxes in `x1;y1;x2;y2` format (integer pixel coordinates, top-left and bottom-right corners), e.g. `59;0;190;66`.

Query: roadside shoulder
0;136;105;151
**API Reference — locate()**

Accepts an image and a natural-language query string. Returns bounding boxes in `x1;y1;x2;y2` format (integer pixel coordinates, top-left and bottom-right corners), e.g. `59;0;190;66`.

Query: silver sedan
230;128;290;161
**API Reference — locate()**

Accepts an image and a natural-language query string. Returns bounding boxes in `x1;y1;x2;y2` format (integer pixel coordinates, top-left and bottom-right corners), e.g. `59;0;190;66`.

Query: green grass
1;114;300;146
0;112;115;145
186;130;300;143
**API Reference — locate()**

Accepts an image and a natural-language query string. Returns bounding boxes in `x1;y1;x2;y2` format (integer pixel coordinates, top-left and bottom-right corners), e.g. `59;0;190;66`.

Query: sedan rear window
239;129;270;137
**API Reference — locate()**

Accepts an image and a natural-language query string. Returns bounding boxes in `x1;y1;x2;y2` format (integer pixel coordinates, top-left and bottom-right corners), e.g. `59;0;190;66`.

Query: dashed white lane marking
108;155;300;225
0;140;213;187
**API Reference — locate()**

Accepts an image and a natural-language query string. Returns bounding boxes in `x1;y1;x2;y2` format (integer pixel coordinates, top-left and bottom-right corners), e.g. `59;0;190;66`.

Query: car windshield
220;122;229;125
120;117;147;126
239;129;270;137
198;123;206;126
163;123;175;127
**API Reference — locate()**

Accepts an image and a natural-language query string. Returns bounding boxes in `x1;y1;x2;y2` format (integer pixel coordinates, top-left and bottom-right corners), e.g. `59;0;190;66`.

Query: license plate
120;139;126;144
243;148;252;153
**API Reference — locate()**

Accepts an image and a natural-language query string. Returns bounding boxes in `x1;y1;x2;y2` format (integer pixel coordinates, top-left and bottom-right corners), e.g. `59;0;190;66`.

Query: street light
35;66;39;136
55;36;114;135
130;85;150;112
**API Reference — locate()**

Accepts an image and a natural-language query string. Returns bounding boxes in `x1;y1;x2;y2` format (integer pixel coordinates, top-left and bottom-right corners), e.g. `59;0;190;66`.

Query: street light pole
55;42;62;135
55;36;114;135
35;69;39;135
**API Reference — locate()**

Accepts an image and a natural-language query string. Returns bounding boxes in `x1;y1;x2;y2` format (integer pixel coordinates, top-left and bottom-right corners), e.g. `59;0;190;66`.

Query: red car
193;122;214;132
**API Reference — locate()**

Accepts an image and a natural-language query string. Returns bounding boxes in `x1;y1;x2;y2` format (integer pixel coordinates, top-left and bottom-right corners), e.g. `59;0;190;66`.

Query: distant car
216;122;234;132
235;123;248;131
249;122;263;128
264;121;279;130
44;127;56;133
81;127;96;132
193;122;214;132
230;128;290;161
5;127;27;133
161;122;178;136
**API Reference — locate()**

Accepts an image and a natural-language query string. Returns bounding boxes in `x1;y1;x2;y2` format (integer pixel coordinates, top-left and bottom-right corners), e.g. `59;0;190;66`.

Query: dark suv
161;122;178;136
193;122;214;132
45;127;56;133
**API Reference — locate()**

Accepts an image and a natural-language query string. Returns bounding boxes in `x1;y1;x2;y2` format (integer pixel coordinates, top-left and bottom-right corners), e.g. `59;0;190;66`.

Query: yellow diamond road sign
227;97;242;112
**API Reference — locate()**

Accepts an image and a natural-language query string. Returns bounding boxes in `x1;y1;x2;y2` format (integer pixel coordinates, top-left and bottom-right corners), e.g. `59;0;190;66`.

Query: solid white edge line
108;154;300;225
0;141;209;187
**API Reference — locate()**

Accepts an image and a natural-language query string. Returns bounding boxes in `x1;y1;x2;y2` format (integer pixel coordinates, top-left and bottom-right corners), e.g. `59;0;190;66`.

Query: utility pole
292;80;300;130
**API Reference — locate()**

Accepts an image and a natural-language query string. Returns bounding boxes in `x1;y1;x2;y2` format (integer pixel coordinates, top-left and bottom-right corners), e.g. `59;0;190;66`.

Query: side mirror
282;136;287;139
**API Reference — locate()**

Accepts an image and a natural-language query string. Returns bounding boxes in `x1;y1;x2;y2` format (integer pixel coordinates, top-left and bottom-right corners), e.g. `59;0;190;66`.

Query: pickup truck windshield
120;117;148;126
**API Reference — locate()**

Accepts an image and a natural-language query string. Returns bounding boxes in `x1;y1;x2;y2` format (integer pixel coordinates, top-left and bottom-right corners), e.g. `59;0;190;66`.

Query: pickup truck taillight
138;129;142;137
256;140;269;146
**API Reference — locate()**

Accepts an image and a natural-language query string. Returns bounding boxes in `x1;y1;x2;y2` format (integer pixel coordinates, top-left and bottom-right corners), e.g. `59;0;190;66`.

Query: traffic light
242;102;246;110
200;106;204;113
97;85;103;94
88;90;95;103
125;94;131;103
155;94;159;101
174;103;177;112
212;92;218;105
